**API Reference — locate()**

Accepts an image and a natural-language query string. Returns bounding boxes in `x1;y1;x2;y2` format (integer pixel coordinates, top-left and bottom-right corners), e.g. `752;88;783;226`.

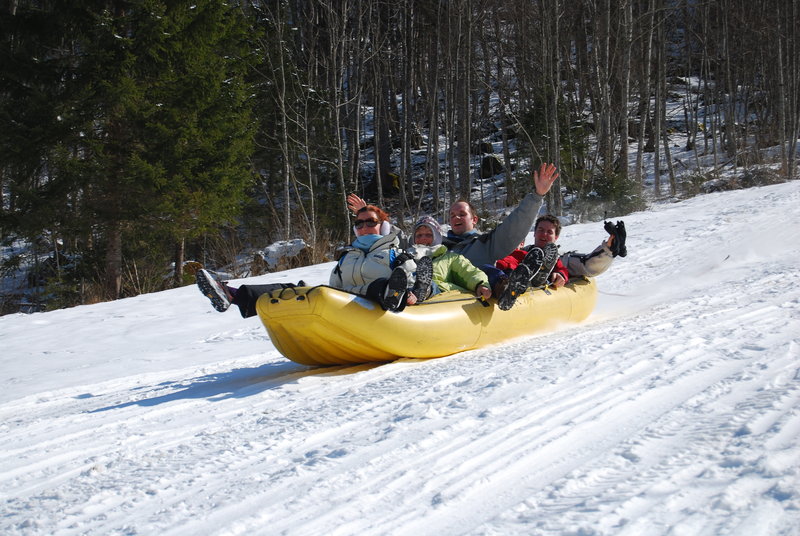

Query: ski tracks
3;268;799;535
3;183;800;535
180;262;799;535
460;266;800;535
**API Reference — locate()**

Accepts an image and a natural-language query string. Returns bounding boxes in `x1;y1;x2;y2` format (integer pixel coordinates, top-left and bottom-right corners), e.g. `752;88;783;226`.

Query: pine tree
1;1;256;302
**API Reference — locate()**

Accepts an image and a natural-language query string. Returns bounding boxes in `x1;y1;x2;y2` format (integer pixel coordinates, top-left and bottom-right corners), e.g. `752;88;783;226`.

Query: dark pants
234;280;403;317
365;278;407;312
231;283;300;318
480;264;508;287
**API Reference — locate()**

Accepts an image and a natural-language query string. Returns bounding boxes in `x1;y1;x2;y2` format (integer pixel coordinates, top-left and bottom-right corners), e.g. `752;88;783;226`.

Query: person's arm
549;259;569;288
495;249;526;271
329;249;376;296
451;254;491;294
329;263;343;288
484;163;560;262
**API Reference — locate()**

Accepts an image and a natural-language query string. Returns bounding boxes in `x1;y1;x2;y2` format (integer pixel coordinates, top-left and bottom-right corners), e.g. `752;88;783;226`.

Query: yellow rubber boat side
255;278;597;366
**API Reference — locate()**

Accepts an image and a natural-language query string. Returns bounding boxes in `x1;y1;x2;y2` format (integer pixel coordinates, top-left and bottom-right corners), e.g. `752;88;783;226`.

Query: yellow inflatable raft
255;278;597;366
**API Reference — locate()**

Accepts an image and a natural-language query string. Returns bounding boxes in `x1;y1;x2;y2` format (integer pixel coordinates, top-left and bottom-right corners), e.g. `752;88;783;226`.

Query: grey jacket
442;191;545;267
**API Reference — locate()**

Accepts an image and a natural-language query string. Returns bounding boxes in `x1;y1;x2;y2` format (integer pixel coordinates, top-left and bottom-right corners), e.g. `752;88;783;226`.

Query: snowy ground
1;181;799;535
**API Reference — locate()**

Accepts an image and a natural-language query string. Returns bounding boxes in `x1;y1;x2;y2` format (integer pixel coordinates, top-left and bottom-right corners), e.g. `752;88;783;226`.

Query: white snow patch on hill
2;182;800;535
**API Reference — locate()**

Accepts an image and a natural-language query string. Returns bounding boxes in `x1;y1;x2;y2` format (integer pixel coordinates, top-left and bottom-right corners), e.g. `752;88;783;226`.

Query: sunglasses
354;218;380;229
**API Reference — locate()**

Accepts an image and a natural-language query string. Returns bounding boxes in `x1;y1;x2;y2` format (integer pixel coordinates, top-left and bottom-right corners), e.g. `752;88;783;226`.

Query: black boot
529;243;559;288
615;221;627;257
381;267;409;311
196;269;231;312
497;247;544;311
604;220;627;257
604;220;620;257
411;256;433;302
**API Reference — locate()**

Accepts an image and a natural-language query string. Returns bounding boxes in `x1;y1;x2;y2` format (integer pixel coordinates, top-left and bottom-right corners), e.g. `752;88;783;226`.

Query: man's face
449;202;478;235
533;220;559;248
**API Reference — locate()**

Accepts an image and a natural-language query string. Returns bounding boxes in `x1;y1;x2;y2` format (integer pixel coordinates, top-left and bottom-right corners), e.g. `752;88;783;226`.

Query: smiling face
448;202;478;235
414;225;435;246
533;219;559;248
354;210;381;236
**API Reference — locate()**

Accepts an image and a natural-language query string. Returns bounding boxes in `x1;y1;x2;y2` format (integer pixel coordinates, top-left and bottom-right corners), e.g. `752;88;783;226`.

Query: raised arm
483;163;559;263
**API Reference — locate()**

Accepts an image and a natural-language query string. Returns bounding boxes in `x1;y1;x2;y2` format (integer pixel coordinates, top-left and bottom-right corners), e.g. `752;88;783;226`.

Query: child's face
414;225;435;246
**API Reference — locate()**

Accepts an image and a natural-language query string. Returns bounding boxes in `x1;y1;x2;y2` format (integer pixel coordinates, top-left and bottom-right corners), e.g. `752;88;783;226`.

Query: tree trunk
456;0;472;201
173;238;185;288
618;0;632;181
105;221;122;299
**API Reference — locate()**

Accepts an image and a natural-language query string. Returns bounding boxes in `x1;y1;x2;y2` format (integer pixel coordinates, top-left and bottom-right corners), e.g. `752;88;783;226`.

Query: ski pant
231;283;301;318
232;279;406;318
480;265;507;288
560;242;615;278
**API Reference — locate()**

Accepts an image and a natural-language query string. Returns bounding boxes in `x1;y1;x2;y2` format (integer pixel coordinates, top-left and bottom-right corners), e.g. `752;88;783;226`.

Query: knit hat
413;216;443;246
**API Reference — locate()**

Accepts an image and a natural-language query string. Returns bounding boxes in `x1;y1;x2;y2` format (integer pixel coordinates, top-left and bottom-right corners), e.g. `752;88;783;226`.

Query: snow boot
381;267;409;311
196;269;231;312
529;243;559;288
497;247;544;311
604;220;627;258
411;256;433;302
615;221;627;257
492;275;509;300
604;220;617;240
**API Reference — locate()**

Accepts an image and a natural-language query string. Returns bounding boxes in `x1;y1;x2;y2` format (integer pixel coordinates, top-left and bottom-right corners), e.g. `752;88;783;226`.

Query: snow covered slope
2;181;799;535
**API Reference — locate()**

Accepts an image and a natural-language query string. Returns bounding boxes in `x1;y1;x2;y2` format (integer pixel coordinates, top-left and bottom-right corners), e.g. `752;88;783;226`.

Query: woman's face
355;210;381;236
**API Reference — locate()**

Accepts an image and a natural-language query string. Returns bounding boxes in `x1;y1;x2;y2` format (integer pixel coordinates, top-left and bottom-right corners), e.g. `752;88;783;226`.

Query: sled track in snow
3;183;800;535
3;268;800;535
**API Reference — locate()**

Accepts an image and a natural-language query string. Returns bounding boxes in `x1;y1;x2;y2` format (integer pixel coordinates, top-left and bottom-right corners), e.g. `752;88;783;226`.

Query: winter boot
381;267;409;311
411;256;433;302
604;220;617;239
529;243;559;288
492;275;509;300
604;220;627;257
615;221;627;257
497;247;544;311
196;269;231;312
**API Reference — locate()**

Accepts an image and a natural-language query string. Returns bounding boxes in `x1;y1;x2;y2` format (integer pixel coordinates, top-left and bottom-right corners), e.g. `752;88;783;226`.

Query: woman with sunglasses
330;204;431;311
196;203;429;315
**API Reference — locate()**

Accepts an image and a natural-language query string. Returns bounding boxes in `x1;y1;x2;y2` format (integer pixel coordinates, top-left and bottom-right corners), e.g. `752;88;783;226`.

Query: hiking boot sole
381;267;408;311
529;243;559;288
196;269;230;312
411;256;433;302
497;248;544;311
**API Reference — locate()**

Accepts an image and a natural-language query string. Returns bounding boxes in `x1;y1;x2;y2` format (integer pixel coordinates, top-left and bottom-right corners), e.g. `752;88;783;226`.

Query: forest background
1;0;798;314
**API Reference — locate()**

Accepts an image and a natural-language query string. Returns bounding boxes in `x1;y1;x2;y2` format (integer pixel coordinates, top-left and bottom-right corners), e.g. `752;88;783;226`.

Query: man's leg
560;244;614;277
